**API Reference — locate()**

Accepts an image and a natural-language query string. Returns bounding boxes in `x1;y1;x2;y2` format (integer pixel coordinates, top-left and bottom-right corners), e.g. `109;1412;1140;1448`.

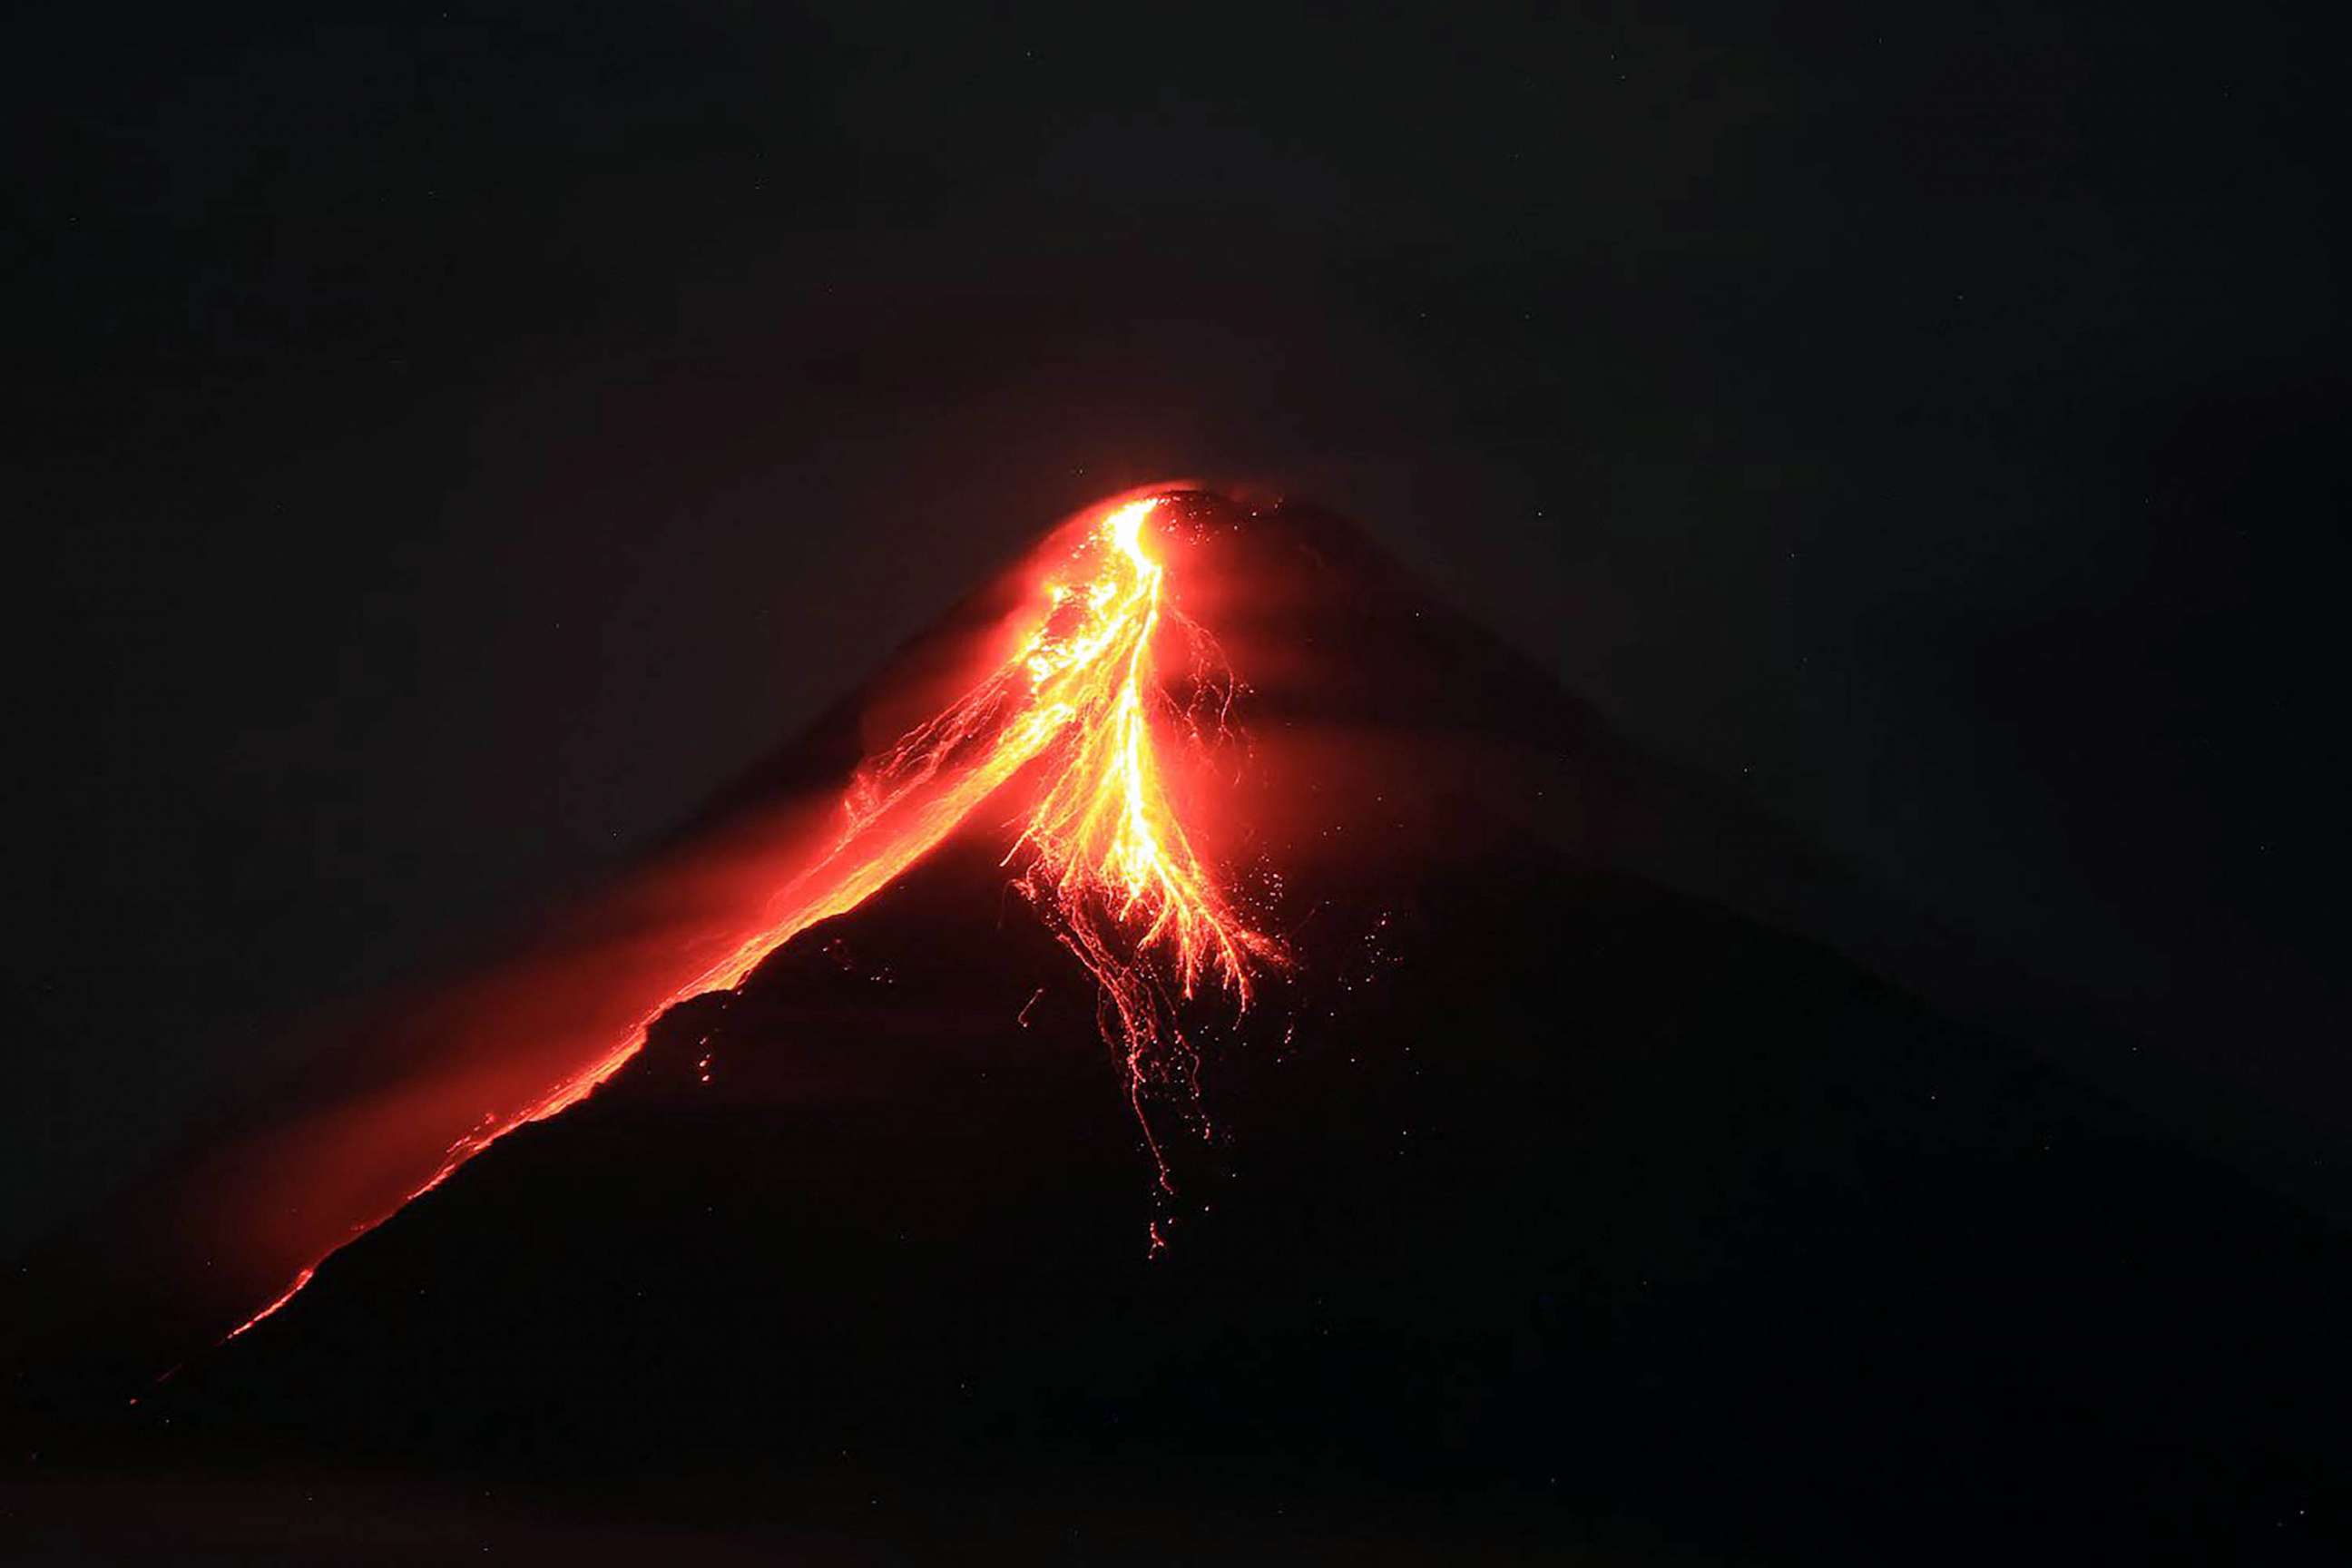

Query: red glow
224;1268;315;1340
223;495;1276;1338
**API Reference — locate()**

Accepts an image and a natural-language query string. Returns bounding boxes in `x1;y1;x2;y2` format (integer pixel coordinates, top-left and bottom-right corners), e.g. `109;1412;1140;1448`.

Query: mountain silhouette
9;493;2345;1563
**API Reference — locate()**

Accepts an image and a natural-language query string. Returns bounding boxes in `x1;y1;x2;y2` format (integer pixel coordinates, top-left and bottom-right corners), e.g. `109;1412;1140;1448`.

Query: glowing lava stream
228;497;1278;1340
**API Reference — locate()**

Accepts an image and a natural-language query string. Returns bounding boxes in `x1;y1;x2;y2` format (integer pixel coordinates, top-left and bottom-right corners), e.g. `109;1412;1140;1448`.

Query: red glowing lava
227;495;1276;1340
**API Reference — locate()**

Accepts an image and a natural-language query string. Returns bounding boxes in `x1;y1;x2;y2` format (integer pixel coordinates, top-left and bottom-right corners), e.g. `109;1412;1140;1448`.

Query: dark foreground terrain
9;499;2345;1563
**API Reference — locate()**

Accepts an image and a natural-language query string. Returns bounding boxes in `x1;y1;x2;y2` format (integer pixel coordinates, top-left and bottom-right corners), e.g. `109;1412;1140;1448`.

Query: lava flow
228;496;1278;1339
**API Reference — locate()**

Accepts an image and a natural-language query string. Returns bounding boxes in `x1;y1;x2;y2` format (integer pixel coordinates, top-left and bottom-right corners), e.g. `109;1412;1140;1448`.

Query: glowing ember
226;496;1275;1341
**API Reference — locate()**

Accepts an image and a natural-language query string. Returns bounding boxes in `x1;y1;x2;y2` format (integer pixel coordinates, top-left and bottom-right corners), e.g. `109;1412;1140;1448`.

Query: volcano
9;492;2347;1563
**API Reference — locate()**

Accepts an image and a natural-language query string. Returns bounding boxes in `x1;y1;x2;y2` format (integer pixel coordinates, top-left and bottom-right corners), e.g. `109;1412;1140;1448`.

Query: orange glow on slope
227;496;1275;1340
1007;502;1281;1181
226;1269;315;1338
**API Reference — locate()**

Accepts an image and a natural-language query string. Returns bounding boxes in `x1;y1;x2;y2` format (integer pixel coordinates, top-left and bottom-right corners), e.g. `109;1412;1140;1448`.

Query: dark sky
9;2;2343;1254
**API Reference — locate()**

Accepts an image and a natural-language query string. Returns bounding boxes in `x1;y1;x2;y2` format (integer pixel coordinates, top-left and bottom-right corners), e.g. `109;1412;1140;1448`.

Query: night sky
10;3;2343;1255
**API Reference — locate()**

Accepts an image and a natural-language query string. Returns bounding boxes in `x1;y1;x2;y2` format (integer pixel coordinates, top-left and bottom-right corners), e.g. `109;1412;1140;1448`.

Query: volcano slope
13;495;2348;1563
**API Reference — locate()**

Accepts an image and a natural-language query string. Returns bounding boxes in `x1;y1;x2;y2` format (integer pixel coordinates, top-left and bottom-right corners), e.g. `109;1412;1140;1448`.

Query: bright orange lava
227;497;1275;1340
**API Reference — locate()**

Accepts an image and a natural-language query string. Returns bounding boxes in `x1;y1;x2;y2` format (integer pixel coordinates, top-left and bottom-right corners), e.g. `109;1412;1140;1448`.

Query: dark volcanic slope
18;498;2349;1563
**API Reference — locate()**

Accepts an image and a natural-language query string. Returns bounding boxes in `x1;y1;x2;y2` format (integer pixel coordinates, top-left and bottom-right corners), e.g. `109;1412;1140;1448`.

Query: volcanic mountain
9;493;2347;1563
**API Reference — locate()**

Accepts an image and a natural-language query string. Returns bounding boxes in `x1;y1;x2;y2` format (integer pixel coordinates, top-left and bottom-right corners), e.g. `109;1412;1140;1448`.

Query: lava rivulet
229;496;1277;1339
